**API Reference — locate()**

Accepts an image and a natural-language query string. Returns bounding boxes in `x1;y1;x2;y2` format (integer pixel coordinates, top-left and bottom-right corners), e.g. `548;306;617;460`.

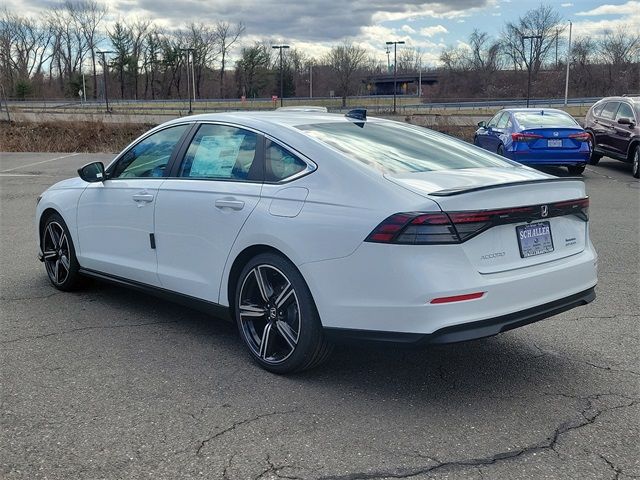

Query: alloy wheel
238;265;301;364
633;148;639;178
42;221;71;286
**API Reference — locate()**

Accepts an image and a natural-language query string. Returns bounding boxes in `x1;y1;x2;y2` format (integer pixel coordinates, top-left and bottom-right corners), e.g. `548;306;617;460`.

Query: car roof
501;108;570;114
595;96;639;104
159;111;388;132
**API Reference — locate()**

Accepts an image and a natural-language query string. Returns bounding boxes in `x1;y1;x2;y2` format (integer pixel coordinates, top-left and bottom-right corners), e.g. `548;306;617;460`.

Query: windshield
296;121;511;174
514;111;579;129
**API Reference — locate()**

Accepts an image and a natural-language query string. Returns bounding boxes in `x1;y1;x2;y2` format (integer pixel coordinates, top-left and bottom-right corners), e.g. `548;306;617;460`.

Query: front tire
568;164;586;175
41;213;83;291
235;253;332;373
632;144;640;179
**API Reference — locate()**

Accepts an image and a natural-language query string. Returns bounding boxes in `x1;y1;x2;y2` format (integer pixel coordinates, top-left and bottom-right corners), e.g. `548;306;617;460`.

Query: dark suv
584;96;640;178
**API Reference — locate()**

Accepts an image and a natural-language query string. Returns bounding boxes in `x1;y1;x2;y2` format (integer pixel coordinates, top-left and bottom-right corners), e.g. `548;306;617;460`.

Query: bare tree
324;42;367;107
598;27;640;92
184;22;217;97
502;4;564;76
397;47;423;73
215;21;245;98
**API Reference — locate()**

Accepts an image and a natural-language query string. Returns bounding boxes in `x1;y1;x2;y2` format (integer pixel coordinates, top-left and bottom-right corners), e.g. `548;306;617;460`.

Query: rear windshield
296;121;510;173
513;111;579;129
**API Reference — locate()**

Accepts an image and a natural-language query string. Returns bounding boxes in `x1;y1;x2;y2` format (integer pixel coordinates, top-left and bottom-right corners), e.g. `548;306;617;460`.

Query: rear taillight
568;132;591;142
365;198;589;245
511;132;543;142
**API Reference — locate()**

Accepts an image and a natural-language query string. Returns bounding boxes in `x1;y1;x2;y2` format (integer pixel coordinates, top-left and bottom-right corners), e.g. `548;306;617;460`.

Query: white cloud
561;2;573;7
419;25;449;37
401;25;416;34
576;1;640;16
491;12;501;16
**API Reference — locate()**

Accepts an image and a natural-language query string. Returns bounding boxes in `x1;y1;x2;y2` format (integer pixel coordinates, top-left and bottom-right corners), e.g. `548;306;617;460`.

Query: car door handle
132;193;154;203
215;199;245;210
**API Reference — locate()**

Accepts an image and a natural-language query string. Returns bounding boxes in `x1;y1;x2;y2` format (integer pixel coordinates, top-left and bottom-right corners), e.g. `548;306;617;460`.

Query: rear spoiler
429;177;584;197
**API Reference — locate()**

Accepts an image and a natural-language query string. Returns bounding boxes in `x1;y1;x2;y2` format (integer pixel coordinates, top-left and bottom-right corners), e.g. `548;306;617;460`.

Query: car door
611;102;636;156
476;112;503;150
76;123;192;285
594;101;620;152
154;123;263;302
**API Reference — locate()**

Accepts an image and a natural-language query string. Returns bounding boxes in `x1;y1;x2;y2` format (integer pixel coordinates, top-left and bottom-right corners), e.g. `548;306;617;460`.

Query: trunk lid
385;167;588;274
521;127;586;150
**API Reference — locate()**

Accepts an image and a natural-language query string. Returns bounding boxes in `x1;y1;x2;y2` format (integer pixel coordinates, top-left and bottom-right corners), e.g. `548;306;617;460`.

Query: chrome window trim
262;133;318;185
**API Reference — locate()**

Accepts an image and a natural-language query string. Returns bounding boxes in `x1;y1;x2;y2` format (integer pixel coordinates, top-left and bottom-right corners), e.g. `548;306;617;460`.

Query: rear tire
497;144;505;156
588;134;601;165
632;145;640;179
41;212;83;291
235;252;332;374
568;165;586;175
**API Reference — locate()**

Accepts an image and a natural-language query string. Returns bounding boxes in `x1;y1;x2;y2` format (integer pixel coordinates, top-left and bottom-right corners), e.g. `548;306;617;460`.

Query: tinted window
112;125;189;178
601;102;620;120
297;122;511;173
179;124;259;180
592;102;605;117
496;113;510;129
616;102;635;121
513;111;578;129
265;141;307;182
487;112;503;128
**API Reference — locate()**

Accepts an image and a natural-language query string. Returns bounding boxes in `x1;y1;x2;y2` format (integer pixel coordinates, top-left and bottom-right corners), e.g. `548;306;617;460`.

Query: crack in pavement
0;320;178;344
317;397;640;480
196;411;295;457
253;454;303;480
532;343;640;377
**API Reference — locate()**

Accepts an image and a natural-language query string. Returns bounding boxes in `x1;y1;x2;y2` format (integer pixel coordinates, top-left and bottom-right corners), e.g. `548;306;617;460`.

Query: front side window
179;124;259;180
265;140;308;182
616;103;635;121
601;102;620;120
111;124;189;178
297;121;511;174
487;112;503;128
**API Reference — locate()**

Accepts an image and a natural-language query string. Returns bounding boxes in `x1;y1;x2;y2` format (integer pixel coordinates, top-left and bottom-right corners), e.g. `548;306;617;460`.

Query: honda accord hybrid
36;110;598;373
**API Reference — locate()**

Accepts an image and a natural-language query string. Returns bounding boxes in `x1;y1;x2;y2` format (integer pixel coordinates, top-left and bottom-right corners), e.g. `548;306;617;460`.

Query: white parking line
0;153;80;173
0;173;42;177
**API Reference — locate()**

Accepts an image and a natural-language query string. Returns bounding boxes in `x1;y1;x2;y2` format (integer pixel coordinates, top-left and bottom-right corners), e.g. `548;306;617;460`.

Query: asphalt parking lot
1;152;638;480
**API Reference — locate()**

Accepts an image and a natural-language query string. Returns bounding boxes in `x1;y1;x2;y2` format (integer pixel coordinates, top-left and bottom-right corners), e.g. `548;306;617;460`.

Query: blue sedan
473;108;591;174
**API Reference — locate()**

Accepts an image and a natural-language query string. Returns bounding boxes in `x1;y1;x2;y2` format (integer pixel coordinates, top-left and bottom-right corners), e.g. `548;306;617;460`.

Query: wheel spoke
239;303;265;318
275;320;298;350
258;322;273;359
274;281;294;309
59;255;70;272
46;224;59;249
43;250;57;260
54;260;60;283
59;232;67;251
253;267;271;302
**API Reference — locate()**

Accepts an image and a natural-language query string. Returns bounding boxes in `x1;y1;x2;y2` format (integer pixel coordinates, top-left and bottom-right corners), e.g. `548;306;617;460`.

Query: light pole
564;21;572;106
522;35;542;108
386;40;405;114
96;50;115;113
272;45;290;107
180;48;195;114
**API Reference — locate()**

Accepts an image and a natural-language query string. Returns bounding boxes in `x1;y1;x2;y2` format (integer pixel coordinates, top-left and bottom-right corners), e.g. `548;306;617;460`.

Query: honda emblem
541;205;549;217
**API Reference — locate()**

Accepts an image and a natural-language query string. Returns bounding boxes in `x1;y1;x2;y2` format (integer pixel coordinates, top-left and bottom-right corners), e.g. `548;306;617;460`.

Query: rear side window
601;102;620;120
513;111;578;129
616;103;635;121
592;102;606;117
265;140;307;182
111;124;189;178
496;113;510;129
487;112;503;128
296;121;510;173
179;124;259;181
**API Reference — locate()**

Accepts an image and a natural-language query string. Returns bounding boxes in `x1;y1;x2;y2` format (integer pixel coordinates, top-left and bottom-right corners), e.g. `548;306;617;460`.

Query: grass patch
0;121;153;153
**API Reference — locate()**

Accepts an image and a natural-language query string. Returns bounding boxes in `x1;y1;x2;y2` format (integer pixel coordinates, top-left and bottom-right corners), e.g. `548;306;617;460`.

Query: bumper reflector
430;292;485;304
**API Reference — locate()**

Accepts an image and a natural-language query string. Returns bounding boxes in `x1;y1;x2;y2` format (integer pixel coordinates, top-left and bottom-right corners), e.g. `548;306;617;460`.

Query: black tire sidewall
234;252;324;374
42;213;81;291
633;145;640;179
568;165;586;175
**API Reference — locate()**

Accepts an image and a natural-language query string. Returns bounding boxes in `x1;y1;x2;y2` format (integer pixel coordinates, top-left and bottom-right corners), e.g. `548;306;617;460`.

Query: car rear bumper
324;287;595;345
300;241;598;335
506;150;590;165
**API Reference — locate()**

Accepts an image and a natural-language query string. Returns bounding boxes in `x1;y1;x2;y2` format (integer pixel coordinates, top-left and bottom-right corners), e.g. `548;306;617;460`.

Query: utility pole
272;45;290;107
96;51;114;113
555;28;559;68
385;45;391;72
564;21;572;106
180;48;195;114
522;35;542;108
386;40;405;114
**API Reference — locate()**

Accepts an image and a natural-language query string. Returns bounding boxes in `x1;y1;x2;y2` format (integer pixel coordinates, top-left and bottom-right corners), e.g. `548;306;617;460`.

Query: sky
10;0;640;65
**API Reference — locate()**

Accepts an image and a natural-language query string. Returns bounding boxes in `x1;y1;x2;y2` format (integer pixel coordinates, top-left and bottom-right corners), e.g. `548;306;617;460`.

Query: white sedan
36;110;598;373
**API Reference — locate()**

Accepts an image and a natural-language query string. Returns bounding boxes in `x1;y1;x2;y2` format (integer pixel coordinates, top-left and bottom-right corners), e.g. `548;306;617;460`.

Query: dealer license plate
548;139;563;147
516;221;554;258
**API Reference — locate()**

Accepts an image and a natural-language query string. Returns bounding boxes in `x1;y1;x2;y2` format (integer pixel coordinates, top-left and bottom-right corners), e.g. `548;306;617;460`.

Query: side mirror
477;121;487;128
617;117;635;126
78;162;105;183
